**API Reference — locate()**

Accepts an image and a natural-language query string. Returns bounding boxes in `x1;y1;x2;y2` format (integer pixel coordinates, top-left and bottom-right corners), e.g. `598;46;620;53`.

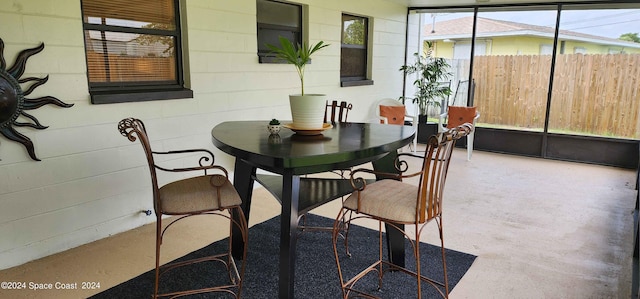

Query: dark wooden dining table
211;120;415;298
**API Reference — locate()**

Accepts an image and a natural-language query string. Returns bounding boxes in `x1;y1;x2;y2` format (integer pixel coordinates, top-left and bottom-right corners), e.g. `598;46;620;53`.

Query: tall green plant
400;42;452;116
267;36;329;95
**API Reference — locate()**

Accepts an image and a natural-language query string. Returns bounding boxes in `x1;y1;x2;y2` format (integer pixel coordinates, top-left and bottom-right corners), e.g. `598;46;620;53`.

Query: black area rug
90;214;476;298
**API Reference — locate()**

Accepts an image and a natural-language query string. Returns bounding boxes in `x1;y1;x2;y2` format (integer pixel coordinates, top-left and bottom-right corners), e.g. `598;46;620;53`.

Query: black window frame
340;13;373;87
256;0;303;64
80;0;192;104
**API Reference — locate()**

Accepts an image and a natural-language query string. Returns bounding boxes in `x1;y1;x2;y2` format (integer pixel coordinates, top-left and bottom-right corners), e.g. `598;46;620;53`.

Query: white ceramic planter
267;124;281;134
289;94;326;130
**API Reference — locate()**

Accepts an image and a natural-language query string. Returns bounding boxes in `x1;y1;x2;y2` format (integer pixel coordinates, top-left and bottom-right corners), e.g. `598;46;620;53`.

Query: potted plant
267;118;281;134
399;41;452;142
267;36;329;130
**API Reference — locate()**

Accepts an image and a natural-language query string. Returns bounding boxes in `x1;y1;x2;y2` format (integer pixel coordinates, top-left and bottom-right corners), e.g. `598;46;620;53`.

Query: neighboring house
424;16;640;59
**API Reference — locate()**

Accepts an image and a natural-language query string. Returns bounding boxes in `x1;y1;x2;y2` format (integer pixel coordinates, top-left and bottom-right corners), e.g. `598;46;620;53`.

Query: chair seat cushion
159;175;242;214
343;179;419;223
447;106;476;128
379;105;406;125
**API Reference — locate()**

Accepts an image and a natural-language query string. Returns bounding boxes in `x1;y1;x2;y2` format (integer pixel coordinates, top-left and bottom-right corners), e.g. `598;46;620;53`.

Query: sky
429;8;640;39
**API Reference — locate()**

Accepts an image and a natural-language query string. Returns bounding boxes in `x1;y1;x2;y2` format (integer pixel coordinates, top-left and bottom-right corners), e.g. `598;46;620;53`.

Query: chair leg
335;215;453;298
415;223;422;299
438;218;450;298
376;220;384;291
467;133;474;161
230;207;249;297
298;170;352;257
153;209;248;299
342;210;352;257
154;216;162;299
299;213;308;231
332;208;348;298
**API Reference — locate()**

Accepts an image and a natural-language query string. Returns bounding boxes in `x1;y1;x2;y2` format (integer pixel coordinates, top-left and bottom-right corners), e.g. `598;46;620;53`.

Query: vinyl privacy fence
472;54;640;139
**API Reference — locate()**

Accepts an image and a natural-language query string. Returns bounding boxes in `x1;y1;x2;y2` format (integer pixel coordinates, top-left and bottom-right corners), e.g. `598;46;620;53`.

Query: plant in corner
267;36;330;130
399;41;452;118
400;41;452;143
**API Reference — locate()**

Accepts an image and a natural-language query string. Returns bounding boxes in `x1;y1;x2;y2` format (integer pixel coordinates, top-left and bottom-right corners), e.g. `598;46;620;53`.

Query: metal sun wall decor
0;38;73;161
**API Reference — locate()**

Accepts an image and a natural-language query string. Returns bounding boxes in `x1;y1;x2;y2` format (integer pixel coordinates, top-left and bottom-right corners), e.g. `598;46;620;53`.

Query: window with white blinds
81;0;192;104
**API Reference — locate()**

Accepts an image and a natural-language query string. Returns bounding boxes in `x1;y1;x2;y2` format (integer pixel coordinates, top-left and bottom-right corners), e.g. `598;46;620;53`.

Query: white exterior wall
0;0;408;270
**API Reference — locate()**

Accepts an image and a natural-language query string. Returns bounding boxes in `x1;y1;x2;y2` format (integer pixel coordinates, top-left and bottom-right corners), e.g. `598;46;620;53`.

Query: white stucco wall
0;0;409;269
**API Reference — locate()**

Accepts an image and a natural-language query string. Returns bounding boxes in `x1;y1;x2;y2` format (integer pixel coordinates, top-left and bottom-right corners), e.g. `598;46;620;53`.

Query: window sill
341;79;374;87
90;88;194;104
259;55;313;64
259;55;284;64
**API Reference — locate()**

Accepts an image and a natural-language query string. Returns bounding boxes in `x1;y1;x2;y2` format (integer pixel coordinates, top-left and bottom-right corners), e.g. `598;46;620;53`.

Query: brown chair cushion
343;179;419;223
159;175;242;214
447;106;476;128
379;105;406;125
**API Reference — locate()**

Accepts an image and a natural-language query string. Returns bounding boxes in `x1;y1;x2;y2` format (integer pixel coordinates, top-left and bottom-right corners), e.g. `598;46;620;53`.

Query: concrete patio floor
0;147;636;298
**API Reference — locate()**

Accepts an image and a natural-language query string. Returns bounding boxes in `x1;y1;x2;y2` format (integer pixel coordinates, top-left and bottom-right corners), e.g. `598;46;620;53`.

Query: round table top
211;121;415;174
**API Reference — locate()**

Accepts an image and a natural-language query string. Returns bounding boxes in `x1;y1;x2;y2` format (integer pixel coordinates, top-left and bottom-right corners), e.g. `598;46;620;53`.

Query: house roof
424;16;640;49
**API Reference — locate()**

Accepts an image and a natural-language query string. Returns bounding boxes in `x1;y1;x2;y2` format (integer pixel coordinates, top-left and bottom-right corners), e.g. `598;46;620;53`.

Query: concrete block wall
0;0;408;269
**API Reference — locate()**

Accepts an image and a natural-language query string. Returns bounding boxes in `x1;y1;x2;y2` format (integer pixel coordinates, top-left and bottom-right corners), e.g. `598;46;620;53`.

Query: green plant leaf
266;36;329;95
400;50;452;115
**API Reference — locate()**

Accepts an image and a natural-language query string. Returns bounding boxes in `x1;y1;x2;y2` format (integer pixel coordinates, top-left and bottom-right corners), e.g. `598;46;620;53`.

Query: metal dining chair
332;123;474;299
299;100;355;254
117;118;248;299
375;98;418;153
324;100;353;178
324;100;353;125
438;106;480;160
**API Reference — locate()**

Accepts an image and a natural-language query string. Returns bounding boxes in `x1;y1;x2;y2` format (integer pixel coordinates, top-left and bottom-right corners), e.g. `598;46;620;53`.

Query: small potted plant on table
268;118;281;135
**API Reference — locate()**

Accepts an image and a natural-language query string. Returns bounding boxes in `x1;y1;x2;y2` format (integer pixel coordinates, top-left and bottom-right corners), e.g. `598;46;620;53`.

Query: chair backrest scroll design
118;118;161;215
